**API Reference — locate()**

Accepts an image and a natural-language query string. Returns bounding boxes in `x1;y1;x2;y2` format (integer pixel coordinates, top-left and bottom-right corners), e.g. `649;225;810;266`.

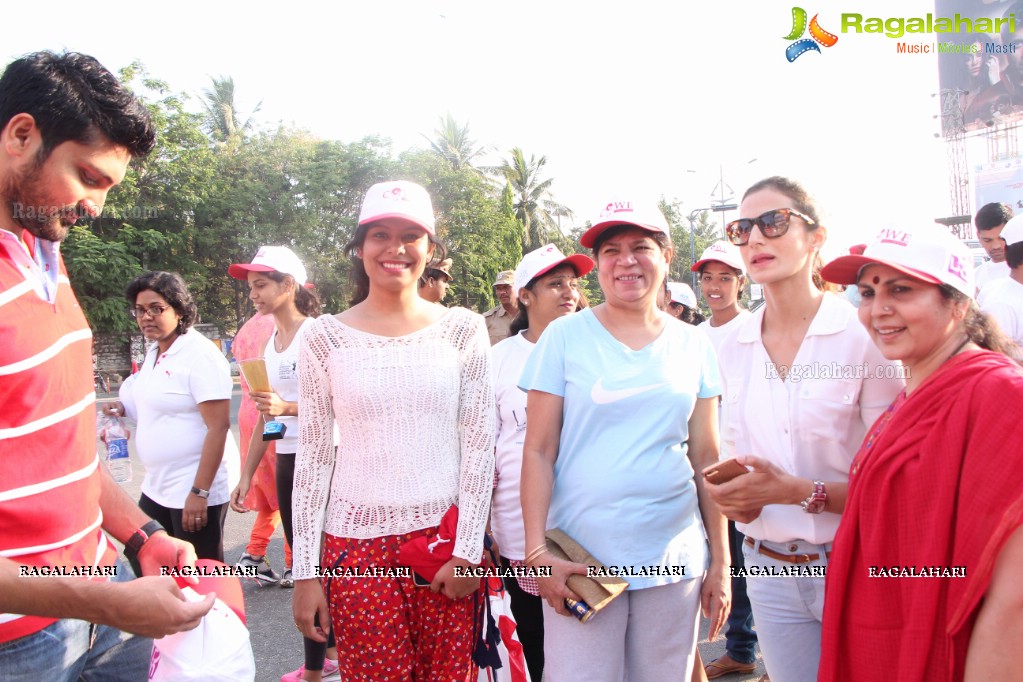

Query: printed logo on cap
600;201;634;219
383;186;410;203
878;228;910;247
946;253;968;284
707;243;729;255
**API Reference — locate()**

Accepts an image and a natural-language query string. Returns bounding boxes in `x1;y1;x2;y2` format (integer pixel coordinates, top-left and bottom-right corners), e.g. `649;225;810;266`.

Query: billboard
936;0;1023;133
975;157;1023;211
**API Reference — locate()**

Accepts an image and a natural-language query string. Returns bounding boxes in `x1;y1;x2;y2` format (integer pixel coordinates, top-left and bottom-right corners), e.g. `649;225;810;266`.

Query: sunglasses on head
725;208;816;246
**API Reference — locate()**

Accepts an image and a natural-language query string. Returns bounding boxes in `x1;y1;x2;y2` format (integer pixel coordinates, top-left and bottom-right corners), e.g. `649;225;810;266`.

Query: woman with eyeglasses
704;177;903;682
105;271;238;561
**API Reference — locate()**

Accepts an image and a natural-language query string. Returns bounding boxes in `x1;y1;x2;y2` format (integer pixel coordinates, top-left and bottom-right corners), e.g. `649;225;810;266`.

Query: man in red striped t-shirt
0;52;214;679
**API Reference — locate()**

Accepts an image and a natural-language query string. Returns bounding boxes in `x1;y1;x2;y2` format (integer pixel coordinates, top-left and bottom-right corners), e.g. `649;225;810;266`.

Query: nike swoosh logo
590;378;669;404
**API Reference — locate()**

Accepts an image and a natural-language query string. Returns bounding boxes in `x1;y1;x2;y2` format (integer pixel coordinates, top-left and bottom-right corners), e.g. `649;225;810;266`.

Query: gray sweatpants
541;577;703;682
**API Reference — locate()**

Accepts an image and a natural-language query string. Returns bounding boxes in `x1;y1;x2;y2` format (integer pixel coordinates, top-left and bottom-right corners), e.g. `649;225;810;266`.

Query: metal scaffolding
939;89;971;239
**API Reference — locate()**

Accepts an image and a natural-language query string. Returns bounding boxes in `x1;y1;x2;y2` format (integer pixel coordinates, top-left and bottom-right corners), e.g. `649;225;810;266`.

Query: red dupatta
819;350;1023;682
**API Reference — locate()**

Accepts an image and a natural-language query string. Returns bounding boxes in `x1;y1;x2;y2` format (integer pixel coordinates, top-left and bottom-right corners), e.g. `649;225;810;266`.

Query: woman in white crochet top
291;180;495;681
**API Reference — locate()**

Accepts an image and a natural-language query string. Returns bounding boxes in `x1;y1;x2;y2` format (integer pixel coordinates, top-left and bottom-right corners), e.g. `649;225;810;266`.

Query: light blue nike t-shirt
519;307;722;589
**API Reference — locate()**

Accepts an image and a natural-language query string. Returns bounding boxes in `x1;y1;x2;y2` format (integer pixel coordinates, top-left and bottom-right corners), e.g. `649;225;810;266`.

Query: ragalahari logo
784;7;838;62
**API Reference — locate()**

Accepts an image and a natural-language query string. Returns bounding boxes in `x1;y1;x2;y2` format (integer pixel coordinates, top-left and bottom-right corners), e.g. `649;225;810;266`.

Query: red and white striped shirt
0;230;116;643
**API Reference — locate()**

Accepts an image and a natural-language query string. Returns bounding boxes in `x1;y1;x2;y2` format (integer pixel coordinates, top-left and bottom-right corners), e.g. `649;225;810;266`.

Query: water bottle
101;415;132;483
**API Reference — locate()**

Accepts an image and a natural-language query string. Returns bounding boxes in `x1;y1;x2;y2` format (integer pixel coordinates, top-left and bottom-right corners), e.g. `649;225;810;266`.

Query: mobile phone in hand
702;458;750;484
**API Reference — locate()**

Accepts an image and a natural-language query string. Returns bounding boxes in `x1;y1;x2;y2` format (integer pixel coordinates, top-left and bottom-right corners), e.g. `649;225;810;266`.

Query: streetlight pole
688;204;737;289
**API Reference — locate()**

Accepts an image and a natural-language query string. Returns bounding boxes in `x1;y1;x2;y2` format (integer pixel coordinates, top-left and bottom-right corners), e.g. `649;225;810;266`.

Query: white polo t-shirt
120;329;239;507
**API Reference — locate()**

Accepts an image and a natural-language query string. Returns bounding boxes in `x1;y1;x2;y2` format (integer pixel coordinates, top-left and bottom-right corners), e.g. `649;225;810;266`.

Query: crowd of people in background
2;50;1023;682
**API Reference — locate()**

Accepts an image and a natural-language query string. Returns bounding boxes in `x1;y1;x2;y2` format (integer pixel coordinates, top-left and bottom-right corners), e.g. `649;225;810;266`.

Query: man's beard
1;157;80;243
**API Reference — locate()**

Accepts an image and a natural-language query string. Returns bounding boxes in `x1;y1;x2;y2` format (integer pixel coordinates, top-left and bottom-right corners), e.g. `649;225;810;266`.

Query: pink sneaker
280;658;341;682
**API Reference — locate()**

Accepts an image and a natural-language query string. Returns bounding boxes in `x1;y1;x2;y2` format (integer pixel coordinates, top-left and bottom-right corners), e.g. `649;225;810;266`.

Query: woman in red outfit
819;223;1023;682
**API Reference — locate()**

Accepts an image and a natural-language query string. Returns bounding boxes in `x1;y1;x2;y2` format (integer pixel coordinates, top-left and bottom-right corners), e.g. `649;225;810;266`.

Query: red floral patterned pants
321;530;478;681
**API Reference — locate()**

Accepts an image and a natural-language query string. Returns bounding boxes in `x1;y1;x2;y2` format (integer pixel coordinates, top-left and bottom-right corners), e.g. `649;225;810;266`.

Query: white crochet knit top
292;306;496;580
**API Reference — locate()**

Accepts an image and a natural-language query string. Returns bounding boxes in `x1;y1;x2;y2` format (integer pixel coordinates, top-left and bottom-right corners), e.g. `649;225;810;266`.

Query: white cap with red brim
513;243;595;294
821;225;974;298
692;240;745;274
358;180;436;234
579;198;671;248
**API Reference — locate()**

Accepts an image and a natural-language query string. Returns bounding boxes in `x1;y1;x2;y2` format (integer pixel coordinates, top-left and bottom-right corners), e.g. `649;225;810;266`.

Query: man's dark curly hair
0;51;155;160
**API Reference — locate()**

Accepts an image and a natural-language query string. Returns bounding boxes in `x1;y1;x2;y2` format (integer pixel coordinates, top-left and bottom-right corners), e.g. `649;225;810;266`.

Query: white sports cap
228;245;307;285
1001;213;1023;248
821;225;974;298
580;198;671;248
692;241;745;274
513;243;594;294
358;180;436;234
667;282;698;308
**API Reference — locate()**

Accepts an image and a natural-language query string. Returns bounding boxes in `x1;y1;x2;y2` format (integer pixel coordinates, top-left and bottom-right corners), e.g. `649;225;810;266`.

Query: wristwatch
190;486;210;499
800;480;827;514
123;519;165;562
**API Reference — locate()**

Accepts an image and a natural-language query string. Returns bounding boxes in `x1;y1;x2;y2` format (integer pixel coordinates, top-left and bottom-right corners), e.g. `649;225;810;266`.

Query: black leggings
501;555;544;681
277;452;336;669
138;493;228;561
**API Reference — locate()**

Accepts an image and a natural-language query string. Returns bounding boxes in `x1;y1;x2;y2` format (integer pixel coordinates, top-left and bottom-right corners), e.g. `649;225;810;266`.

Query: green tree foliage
200;76;262;142
425;114;488;171
491;147;574;251
191;130;399;328
63;63;215;333
401;150;521;310
60;63;580;338
288;136;398;313
659;198;719;282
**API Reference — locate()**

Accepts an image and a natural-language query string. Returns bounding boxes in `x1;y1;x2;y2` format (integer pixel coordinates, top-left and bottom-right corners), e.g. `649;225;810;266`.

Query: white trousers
742;539;830;682
542;577;703;682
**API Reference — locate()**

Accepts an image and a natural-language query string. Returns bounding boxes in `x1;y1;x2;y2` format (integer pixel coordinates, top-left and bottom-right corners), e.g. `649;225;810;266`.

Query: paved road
97;387;766;682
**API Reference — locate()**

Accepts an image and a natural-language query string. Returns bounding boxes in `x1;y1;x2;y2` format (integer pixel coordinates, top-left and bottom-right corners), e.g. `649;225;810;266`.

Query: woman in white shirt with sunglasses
705;176;903;682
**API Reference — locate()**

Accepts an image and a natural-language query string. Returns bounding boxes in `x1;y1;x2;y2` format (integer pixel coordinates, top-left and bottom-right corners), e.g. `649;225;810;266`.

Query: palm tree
200;76;261;142
425;114;488;170
492;147;574;250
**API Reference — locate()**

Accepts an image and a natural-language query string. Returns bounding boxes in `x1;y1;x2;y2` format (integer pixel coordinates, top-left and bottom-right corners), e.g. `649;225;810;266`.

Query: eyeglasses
724;208;816;246
129;303;170;319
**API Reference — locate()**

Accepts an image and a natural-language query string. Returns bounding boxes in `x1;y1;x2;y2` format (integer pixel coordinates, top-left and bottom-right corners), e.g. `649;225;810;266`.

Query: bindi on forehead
872;275;880;285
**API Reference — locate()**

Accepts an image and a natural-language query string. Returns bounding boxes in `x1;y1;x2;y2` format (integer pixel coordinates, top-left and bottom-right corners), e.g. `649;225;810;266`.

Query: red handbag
397;504;459;583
